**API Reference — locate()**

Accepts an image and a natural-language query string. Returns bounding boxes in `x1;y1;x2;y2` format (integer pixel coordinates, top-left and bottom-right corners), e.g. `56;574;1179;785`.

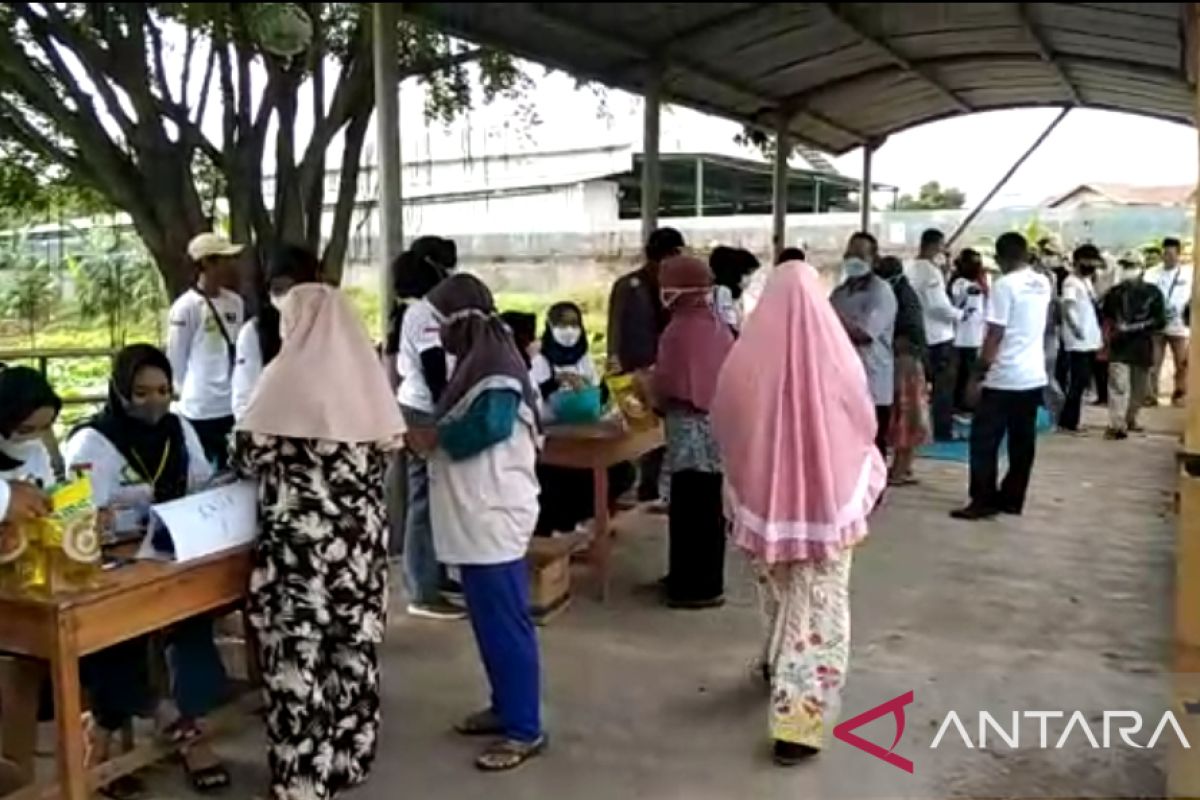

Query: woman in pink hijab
711;260;886;766
233;276;404;800
650;255;734;608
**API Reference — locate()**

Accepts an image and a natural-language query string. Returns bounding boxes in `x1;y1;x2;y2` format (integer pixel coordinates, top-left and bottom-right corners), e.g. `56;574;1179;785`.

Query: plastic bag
605;373;655;430
0;476;101;595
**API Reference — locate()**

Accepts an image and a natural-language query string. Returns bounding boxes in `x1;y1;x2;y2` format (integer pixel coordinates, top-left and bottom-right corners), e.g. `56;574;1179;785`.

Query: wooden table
541;421;664;600
0;547;253;800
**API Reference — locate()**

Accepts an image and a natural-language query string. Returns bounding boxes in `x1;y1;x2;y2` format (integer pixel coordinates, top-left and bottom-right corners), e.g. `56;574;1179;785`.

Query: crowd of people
0;220;1192;793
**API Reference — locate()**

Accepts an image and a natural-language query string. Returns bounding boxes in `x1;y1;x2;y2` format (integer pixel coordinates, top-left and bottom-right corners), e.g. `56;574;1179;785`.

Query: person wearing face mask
709;246;761;333
1058;245;1105;433
831;232;898;457
387;235;465;621
63;344;232;794
232;244;322;421
0;366;61;487
410;274;546;771
904;228;961;442
529;303;635;537
166;233;246;470
1101;252;1167;439
646;256;734;609
1146;236;1192;407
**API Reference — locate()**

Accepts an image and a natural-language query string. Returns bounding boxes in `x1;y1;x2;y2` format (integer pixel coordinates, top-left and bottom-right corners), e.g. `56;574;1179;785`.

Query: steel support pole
772;118;791;258
373;2;402;343
946;108;1070;249
694;157;704;217
860;142;873;233
641;71;662;243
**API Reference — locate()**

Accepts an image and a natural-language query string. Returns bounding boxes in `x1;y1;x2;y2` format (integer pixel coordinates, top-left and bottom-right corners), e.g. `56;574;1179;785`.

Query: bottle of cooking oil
15;475;101;595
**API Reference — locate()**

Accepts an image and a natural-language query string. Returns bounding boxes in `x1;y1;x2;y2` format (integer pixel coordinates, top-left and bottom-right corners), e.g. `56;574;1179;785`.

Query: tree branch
321;108;371;284
179;26;197;106
146;15;173;106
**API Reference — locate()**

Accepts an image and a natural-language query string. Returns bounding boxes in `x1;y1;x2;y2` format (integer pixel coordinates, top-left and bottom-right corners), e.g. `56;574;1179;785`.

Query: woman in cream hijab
233;273;403;800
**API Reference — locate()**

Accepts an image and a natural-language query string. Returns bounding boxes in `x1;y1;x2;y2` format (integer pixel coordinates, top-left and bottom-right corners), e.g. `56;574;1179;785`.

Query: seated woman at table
648;256;734;609
527;303;633;536
233;284;400;800
0;365;61;487
64;344;231;794
413;274;546;771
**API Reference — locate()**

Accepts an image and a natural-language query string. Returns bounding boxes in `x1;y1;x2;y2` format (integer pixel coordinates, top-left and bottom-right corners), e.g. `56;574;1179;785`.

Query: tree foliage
69;227;166;347
0;241;59;346
896;181;966;211
0;3;529;296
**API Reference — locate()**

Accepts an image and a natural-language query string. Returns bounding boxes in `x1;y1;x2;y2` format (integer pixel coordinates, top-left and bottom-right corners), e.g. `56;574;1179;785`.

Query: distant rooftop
1043;182;1197;208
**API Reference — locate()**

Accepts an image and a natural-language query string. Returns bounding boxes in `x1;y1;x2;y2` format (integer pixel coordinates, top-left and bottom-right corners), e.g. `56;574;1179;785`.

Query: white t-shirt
950;277;987;349
905;258;962;346
63;419;212;534
0;438;55;487
395;299;444;413
530;352;599;422
232;321;263;422
428;418;539;565
983;267;1052;391
1146;264;1193;338
167;289;245;421
1060;274;1103;352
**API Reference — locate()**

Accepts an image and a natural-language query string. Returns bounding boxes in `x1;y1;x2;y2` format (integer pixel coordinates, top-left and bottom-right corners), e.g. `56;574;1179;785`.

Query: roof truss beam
1016;3;1082;105
820;3;972;114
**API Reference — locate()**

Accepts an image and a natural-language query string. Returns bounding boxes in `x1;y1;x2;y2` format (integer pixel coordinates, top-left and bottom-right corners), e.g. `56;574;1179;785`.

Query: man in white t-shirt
952;232;1052;521
1145;236;1192;407
1057;244;1105;433
905;228;962;440
166;233;245;469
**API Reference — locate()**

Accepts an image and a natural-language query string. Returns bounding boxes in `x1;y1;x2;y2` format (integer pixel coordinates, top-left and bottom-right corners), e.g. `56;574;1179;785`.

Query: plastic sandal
475;736;547;772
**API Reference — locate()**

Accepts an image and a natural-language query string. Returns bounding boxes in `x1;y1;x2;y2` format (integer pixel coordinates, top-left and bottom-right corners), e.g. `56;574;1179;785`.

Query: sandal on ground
99;774;147;800
181;744;231;794
475;736;547;772
454;708;504;737
772;740;819;767
887;475;920;487
161;718;203;745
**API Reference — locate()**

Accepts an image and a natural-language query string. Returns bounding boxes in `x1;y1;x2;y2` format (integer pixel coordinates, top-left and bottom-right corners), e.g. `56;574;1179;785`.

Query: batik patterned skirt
889;353;931;450
757;550;853;749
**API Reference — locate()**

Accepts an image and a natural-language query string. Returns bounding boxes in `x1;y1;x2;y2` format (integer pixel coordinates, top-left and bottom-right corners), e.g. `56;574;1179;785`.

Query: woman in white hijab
233;277;404;800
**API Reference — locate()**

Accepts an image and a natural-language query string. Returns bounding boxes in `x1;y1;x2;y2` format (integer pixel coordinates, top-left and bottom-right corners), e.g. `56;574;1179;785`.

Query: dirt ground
87;405;1184;799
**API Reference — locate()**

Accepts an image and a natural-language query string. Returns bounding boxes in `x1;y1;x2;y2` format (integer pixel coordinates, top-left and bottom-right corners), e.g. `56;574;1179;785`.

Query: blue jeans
82;615;227;730
401;406;444;606
461;560;542;742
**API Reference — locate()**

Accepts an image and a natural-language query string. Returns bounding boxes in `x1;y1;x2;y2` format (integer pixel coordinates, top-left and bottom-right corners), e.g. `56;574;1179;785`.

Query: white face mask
932;253;948;268
1;432;43;451
551;325;582;348
269;291;288;311
842;257;872;279
660;288;711;309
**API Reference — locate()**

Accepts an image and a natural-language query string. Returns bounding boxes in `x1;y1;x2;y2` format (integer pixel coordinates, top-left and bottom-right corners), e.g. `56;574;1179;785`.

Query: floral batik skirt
889;353;931;450
757;550;853;749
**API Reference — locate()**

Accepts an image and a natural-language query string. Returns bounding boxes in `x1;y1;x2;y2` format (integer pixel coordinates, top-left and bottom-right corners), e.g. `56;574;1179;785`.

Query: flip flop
888;475;920;487
475;736;547;772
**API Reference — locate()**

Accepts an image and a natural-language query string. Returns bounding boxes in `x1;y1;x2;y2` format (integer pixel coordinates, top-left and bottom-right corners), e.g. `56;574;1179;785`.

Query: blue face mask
843;257;872;279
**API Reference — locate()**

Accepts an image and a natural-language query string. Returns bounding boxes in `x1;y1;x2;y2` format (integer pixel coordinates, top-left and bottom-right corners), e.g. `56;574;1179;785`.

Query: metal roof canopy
403;2;1199;154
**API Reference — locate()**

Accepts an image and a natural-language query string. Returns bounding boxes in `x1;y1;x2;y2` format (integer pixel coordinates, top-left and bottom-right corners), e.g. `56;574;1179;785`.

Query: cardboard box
526;535;579;624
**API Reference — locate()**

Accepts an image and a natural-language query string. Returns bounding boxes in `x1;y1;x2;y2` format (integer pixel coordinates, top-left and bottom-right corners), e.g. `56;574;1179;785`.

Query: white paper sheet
138;481;257;563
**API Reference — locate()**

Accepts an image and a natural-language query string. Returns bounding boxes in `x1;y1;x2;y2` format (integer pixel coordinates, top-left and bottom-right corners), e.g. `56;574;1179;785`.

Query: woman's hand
559;372;586;391
405;427;438;457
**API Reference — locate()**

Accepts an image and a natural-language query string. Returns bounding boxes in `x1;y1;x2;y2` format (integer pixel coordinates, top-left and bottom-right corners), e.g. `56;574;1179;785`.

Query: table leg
0;656;40;786
587;466;612;601
50;623;88;800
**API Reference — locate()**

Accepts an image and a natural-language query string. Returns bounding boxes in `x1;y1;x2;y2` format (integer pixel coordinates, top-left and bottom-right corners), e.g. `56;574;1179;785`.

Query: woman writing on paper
233;283;402;800
63;344;232;792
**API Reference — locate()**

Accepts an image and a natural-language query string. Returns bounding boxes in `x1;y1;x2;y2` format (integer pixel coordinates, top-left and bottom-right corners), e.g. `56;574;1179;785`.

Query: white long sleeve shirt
905;258;963;346
166;288;244;421
232;321;263;421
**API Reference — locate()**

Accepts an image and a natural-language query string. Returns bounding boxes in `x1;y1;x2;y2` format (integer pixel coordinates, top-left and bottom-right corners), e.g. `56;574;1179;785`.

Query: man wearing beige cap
166;232;246;467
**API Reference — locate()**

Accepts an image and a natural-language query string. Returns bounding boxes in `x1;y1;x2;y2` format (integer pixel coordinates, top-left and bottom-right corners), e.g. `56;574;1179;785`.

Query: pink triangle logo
832;690;915;773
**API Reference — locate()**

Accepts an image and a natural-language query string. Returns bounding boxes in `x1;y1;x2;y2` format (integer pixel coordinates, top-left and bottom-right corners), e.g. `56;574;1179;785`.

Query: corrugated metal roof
403;2;1196;155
